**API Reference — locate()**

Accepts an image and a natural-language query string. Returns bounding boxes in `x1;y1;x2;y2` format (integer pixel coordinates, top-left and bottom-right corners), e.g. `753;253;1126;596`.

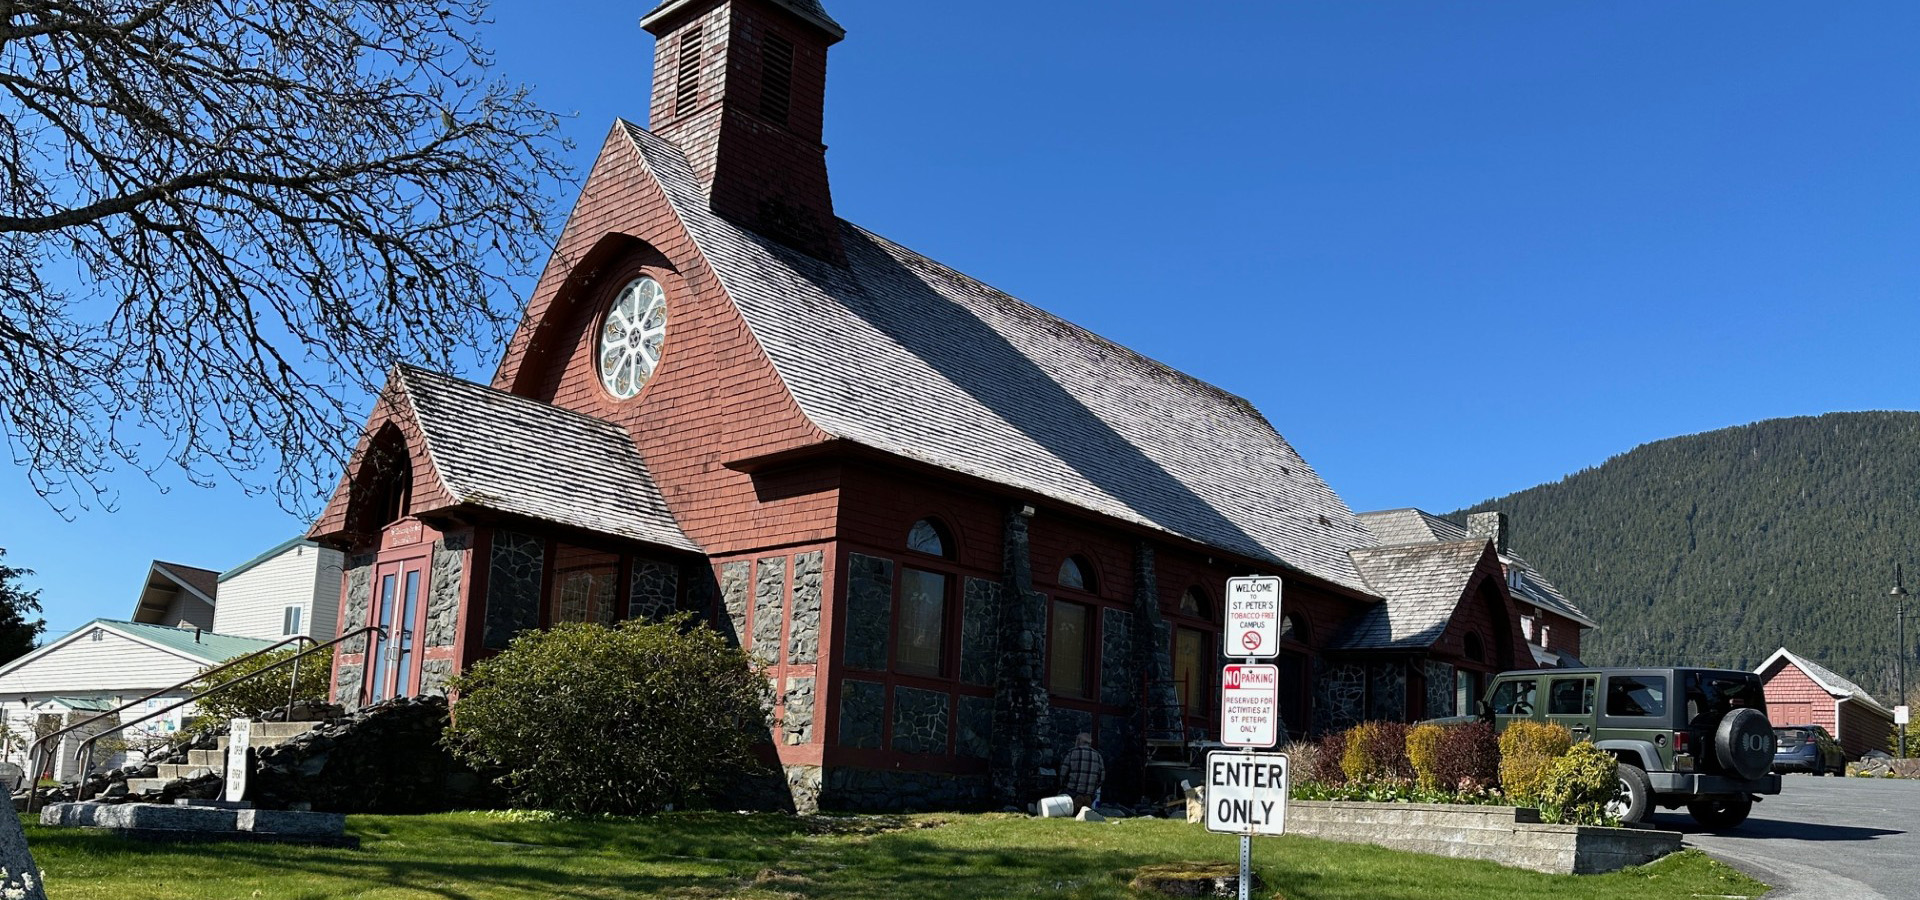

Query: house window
89;629;103;643
549;544;620;626
1179;587;1205;617
907;519;949;558
282;606;303;636
1521;615;1535;642
1173;626;1211;717
1463;632;1485;662
1057;556;1094;593
896;567;948;677
1538;624;1551;648
1279;613;1307;644
1049;600;1093;697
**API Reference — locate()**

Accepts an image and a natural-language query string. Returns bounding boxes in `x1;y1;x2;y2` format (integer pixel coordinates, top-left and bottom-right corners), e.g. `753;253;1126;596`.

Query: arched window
1057;556;1095;592
1464;632;1485;663
1279;612;1308;644
1179;586;1207;618
907;519;949;558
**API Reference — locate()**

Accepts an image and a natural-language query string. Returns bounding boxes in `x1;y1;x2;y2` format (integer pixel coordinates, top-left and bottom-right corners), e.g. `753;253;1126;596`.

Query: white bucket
1037;794;1076;818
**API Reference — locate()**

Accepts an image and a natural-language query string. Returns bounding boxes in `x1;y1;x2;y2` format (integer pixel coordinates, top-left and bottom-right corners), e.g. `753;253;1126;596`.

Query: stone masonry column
1131;542;1182;743
990;504;1051;807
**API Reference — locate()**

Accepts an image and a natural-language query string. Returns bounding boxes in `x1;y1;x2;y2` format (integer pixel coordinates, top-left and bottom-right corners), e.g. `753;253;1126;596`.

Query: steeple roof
641;0;845;41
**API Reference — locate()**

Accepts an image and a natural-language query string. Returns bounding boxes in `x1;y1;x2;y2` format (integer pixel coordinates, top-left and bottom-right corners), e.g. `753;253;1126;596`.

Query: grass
23;811;1767;900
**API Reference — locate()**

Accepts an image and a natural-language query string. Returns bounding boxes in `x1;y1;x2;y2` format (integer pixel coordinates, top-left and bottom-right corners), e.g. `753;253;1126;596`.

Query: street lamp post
1895;565;1910;759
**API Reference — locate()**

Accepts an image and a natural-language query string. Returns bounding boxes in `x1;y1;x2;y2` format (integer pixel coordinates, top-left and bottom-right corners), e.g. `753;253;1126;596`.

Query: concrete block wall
1283;801;1680;875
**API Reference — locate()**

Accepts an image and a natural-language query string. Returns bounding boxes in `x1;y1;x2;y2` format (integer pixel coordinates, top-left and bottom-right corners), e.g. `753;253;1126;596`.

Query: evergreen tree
0;549;47;664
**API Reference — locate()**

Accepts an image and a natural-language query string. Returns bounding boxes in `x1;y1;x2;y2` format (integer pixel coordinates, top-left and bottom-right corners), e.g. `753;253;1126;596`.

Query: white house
0;620;271;780
0;536;339;783
212;538;345;641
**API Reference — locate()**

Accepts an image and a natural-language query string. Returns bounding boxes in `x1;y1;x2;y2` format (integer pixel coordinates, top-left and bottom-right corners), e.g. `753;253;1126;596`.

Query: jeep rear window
1548;678;1595;716
1605;675;1667;717
1491;679;1537;716
1684;672;1764;725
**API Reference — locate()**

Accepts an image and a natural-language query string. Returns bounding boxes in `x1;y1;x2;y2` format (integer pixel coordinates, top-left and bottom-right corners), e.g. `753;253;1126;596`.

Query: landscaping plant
1405;724;1445;792
1310;729;1349;786
190;645;334;723
1537;742;1621;826
1432;720;1501;793
1340;721;1414;784
445;615;769;814
1497;721;1573;807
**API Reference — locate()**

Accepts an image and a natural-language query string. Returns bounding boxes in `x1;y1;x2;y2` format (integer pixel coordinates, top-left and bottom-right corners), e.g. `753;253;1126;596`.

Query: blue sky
5;1;1918;637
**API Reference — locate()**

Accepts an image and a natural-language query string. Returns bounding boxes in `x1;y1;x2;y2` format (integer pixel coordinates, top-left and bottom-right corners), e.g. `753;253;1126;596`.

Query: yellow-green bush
1405;724;1445;791
1340;723;1381;783
1497;721;1572;806
1538;742;1620;825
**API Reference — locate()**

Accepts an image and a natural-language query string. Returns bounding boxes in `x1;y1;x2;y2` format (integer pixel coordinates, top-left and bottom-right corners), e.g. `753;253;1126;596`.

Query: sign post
1225;576;1282;660
224;718;251;803
1221;664;1280;749
1219;575;1284;899
1204;750;1289;900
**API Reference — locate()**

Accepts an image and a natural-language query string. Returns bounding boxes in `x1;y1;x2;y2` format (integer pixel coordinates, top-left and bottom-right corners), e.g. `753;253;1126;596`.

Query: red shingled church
308;0;1593;812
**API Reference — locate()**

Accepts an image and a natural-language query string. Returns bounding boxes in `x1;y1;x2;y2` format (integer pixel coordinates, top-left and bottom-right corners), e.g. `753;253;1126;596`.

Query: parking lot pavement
1650;774;1920;899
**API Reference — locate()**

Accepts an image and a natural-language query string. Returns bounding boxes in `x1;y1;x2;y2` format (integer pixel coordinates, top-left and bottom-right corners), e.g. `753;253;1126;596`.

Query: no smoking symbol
1241;631;1262;652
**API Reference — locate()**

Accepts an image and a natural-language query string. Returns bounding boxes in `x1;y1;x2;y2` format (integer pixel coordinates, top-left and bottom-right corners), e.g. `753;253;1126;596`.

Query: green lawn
23;811;1767;900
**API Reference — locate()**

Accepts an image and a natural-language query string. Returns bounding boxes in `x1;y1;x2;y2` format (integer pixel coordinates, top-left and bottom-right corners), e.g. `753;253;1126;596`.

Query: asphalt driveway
1650;774;1920;899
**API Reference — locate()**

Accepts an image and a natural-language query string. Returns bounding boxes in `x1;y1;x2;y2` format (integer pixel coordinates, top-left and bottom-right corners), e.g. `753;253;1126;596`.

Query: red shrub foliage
1433;721;1501;791
1356;721;1415;781
1310;730;1348;785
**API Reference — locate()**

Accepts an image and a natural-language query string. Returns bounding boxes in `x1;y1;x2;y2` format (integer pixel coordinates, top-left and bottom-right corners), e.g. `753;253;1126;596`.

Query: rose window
598;276;668;399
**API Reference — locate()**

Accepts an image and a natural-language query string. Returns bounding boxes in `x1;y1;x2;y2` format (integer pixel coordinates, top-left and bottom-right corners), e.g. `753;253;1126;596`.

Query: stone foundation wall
819;767;990;813
1284;801;1681;875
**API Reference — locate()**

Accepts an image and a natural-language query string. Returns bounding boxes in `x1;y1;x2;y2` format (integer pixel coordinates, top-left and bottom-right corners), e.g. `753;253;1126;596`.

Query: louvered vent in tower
675;26;704;117
759;32;794;125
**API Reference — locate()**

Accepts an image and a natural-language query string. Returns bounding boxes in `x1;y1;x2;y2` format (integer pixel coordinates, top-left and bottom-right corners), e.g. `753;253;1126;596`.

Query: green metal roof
94;619;276;664
42;696;114;712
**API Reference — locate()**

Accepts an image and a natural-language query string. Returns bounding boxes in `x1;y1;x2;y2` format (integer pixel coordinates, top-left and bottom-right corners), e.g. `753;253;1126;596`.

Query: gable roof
1757;648;1890;716
220;536;325;584
624;124;1374;591
384;365;696;551
1334;541;1492;650
0;619;276;684
1356;508;1597;628
131;560;220;624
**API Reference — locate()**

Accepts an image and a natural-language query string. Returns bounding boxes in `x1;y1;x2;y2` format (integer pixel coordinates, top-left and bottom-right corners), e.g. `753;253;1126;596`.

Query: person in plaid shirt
1058;732;1106;812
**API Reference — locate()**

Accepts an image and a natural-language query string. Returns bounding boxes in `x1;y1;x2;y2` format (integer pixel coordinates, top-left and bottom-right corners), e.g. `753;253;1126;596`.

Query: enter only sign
1225;576;1280;659
1204;751;1289;836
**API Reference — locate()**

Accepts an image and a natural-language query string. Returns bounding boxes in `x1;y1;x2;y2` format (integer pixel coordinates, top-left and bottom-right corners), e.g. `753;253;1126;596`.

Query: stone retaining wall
1284;801;1680;875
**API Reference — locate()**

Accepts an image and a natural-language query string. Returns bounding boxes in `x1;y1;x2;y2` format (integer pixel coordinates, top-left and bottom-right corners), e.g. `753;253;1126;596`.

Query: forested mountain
1449;411;1920;704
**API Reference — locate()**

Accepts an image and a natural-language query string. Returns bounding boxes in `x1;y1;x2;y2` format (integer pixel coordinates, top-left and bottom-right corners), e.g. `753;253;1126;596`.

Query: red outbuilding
1757;647;1895;760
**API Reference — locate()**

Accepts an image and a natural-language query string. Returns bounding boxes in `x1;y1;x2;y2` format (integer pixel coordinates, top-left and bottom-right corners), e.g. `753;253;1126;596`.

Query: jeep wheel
1687;797;1753;830
1608;764;1651;824
1714;708;1776;780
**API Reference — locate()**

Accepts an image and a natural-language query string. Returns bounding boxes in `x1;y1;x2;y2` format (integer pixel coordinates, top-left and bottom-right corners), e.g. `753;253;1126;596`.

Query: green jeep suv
1472;666;1781;829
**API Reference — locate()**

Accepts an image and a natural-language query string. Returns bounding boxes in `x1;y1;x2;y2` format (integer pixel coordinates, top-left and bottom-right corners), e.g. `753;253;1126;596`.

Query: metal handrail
37;625;383;809
21;634;316;794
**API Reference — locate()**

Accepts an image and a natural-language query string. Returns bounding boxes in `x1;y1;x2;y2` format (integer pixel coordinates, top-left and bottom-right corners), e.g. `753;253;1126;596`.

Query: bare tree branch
0;0;570;517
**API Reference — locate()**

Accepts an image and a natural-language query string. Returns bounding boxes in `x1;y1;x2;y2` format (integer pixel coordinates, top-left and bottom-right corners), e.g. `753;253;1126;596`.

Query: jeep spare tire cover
1715;708;1776;780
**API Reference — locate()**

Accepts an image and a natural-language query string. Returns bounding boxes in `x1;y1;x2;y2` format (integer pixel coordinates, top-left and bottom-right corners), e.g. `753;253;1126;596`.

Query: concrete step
40;801;354;847
155;764;219;781
214;721;316;751
188;749;223;768
126;778;176;794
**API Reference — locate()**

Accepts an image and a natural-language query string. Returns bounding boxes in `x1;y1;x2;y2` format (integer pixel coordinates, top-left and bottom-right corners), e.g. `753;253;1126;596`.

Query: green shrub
1433;721;1501;792
445;616;769;815
190;645;334;723
1537;743;1620;825
1406;724;1444;791
1497;721;1572;806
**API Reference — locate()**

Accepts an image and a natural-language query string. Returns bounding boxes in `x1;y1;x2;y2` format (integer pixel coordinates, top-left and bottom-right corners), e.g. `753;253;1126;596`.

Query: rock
1075;807;1106;822
101;782;129;800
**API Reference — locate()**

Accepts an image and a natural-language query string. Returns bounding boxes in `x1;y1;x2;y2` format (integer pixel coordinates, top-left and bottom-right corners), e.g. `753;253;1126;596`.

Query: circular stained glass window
598;276;668;399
